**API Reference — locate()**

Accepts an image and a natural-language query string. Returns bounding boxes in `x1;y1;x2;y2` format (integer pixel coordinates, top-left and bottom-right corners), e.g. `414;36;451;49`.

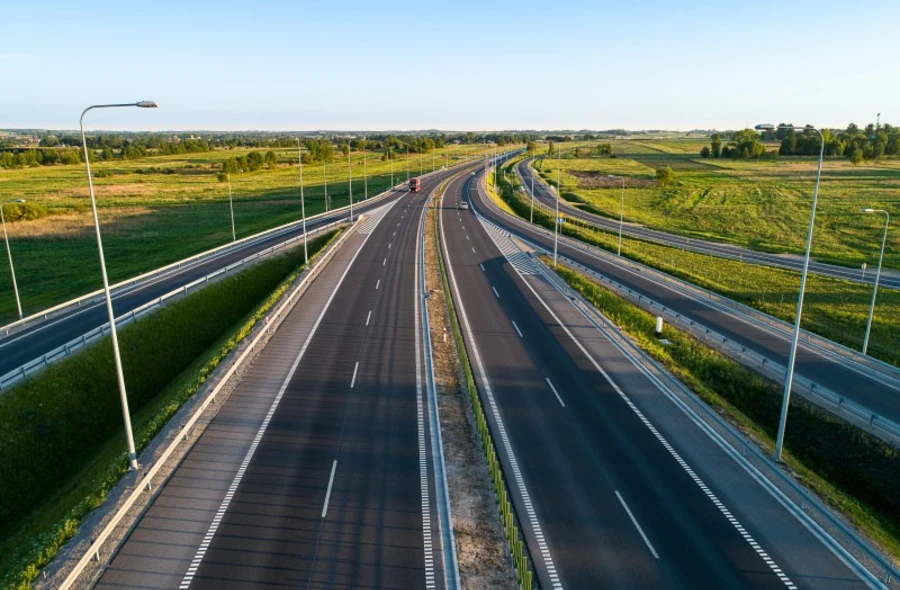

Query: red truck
409;177;421;192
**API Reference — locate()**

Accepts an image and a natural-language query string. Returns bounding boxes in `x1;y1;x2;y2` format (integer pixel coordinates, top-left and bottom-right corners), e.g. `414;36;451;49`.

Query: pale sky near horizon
2;0;898;132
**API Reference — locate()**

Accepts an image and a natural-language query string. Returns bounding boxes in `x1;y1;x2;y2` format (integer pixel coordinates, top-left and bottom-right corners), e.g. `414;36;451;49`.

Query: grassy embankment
547;258;900;562
497;159;900;366
0;229;339;589
533;139;900;269
0;144;498;324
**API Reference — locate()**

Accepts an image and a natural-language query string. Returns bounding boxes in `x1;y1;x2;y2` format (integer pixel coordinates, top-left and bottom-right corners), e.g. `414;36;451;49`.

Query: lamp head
754;124;775;131
135;101;158;109
862;208;876;213
12;199;25;203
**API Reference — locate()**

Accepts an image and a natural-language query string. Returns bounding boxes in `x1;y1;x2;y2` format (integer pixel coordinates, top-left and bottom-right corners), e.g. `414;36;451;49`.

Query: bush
1;202;48;223
0;231;336;528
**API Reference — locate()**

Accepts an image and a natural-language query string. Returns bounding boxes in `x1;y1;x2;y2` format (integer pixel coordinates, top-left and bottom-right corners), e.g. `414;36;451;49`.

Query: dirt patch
570;170;654;189
425;197;517;590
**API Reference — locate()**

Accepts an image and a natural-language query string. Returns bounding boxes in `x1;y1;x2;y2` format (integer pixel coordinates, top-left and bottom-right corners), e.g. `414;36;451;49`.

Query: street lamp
406;145;410;182
323;161;329;211
348;148;354;221
755;122;825;462
297;138;308;264
80;101;157;470
363;143;368;200
1;198;25;318
227;174;236;242
604;175;626;256
861;208;889;355
554;146;561;267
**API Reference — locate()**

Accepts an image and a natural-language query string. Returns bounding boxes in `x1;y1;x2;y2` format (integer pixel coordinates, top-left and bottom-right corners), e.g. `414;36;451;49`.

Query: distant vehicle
409;177;421;192
459;201;469;210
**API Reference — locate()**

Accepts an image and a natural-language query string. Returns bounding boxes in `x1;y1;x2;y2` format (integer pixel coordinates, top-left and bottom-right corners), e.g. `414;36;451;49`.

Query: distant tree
548;141;555;156
246;151;264;171
595;143;613;155
848;145;864;165
526;140;536;155
700;146;711;158
265;150;278;169
711;134;722;158
39;135;59;147
656;165;677;186
341;143;350;156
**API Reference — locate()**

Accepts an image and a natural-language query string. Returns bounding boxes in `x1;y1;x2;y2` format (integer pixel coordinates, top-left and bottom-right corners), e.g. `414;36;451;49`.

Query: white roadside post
80;101;158;470
755;123;825;462
861;208;890;355
298;138;308;264
1;198;26;318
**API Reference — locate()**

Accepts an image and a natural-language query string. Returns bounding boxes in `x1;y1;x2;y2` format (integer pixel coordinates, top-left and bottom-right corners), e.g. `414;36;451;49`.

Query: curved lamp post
755;122;824;462
1;198;26;318
80;101;157;470
861;208;889;355
297;138;308;264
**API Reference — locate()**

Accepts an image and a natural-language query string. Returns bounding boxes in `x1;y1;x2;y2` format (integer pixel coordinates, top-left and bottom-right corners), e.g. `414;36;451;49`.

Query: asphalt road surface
441;169;872;589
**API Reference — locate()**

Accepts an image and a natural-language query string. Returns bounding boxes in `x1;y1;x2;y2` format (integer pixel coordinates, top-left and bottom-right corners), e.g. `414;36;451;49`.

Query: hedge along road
91;169;467;589
442;168;872;588
516;157;900;289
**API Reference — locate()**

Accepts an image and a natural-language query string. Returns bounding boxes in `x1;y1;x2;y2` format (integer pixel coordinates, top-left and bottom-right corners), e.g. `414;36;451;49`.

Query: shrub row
551;261;900;548
0;230;337;528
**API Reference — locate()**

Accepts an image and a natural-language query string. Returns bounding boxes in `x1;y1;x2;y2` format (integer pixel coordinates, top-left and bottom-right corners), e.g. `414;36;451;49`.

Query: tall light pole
323;161;329;211
390;150;394;187
606;175;626;256
227;174;236;242
363;143;368;200
554;146;561;267
1;198;25;318
756;123;824;462
80;101;157;470
406;145;410;181
348;148;354;220
297;138;308;264
530;166;535;223
861;208;889;355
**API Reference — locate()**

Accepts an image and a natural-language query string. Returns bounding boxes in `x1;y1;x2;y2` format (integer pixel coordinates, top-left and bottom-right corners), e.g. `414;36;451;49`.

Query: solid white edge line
440;185;563;590
545;378;565;408
478;218;797;589
350;361;359;389
321;460;338;518
512;320;523;338
177;198;395;589
616;491;659;559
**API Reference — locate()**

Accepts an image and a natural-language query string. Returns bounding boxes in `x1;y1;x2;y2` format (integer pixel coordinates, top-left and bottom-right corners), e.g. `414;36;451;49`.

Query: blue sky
2;0;898;131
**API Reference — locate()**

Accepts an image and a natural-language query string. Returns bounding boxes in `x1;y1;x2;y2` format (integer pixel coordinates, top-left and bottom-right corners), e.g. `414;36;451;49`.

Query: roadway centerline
376;279;381;290
615;491;658;559
383;257;387;266
545;378;565;407
350;361;359;389
511;320;523;338
366;311;372;326
321;460;338;518
492;286;499;298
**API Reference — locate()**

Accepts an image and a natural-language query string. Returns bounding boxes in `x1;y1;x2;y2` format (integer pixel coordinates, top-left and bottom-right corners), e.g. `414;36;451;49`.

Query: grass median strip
434;186;534;590
545;256;900;562
0;228;341;589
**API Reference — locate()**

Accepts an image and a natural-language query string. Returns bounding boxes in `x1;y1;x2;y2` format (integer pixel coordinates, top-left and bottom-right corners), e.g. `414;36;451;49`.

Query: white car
459;201;469;210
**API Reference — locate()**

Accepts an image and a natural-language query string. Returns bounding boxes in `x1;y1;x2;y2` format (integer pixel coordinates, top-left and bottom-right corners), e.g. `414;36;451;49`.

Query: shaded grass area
550;259;900;562
0;229;339;589
496;161;900;367
0;145;500;324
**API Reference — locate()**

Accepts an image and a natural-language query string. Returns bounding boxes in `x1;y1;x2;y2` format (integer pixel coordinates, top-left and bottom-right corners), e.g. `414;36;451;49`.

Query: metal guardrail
0;219;345;391
1;161;466;341
474;177;900;445
530;253;899;588
515;164;900;392
55;213;365;590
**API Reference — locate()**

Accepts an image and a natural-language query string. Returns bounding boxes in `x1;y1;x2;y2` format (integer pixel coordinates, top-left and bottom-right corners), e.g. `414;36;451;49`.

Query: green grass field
533;139;900;269
0;144;497;324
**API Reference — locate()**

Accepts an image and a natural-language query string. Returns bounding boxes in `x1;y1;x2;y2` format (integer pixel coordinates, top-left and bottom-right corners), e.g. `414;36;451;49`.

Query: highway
93;173;452;589
441;168;873;588
0;178;447;381
516;157;900;289
478;158;900;434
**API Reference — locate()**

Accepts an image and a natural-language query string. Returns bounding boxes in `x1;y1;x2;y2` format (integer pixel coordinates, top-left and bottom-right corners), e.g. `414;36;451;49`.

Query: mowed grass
0;144;496;324
498;158;900;366
533;139;900;269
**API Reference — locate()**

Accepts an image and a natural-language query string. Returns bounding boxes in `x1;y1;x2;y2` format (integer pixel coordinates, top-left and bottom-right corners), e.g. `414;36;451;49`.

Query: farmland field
533;140;900;270
0;144;496;323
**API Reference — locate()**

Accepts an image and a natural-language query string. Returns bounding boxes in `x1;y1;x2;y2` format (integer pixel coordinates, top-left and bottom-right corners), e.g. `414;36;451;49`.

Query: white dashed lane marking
545;378;565;408
512;320;523;338
616;491;658;559
350;361;359;389
321;461;338;518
